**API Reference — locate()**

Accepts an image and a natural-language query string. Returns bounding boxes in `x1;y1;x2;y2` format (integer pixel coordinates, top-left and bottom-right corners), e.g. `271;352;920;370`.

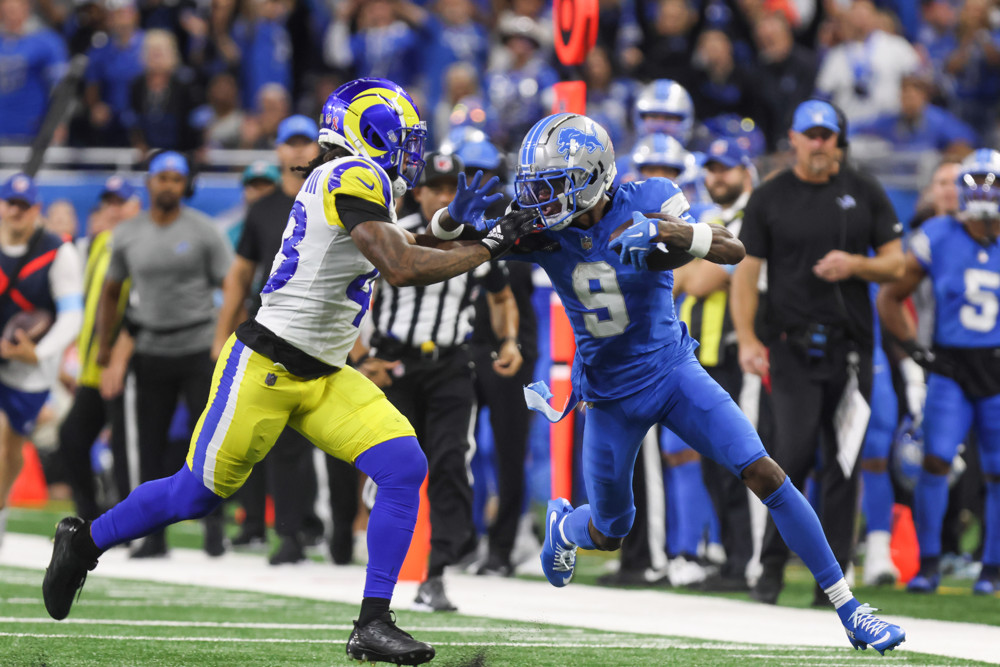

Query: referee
363;152;521;612
731;100;904;605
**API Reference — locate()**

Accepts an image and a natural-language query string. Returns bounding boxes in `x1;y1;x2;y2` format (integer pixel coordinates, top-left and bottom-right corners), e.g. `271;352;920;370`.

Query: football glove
479;208;541;259
610;211;658;270
448;171;503;232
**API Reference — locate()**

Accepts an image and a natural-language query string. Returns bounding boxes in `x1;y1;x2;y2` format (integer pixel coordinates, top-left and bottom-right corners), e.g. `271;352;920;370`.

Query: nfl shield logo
581;236;592;250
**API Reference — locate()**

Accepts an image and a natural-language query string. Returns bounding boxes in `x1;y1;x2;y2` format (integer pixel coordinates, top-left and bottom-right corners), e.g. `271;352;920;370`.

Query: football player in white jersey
43;78;538;665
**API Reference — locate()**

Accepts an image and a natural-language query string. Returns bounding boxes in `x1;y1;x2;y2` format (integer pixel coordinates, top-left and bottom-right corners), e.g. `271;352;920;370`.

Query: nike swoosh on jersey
358;177;376;191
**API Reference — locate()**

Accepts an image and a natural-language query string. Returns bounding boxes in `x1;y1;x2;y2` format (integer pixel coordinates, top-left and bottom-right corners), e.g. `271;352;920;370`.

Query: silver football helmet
514;113;616;230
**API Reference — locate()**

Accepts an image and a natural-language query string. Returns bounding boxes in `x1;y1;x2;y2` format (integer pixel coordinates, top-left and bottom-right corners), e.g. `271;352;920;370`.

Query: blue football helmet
514;113;616;230
631;133;690;174
958;148;1000;221
318;78;428;194
634;79;695;144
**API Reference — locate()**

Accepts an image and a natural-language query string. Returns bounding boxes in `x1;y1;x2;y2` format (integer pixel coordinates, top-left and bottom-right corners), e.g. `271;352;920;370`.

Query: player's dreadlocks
292;146;352;176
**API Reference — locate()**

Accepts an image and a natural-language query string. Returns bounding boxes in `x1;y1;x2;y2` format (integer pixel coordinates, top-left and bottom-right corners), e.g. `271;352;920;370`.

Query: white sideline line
3;533;999;664
0;632;898;655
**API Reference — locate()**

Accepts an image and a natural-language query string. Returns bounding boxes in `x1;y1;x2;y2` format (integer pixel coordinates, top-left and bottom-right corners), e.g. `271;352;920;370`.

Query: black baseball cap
419;152;464;186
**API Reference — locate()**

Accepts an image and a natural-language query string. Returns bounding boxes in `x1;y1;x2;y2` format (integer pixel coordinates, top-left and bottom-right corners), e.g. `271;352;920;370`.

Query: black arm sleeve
336;194;392;232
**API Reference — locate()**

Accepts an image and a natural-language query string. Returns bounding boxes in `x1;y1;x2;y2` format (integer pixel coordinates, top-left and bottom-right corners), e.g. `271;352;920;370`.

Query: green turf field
4;505;998;666
0;565;991;667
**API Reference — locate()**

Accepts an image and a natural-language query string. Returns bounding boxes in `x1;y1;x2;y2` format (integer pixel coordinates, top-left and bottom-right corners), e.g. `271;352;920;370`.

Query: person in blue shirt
877;148;1000;596
851;71;977;158
483;14;558;151
411;0;488;114
324;0;421;89
435;112;907;654
0;0;68;143
83;0;144;147
232;0;291;111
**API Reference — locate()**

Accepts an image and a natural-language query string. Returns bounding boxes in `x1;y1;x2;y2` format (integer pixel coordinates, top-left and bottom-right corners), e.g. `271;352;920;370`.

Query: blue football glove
609;211;658;270
448;170;503;232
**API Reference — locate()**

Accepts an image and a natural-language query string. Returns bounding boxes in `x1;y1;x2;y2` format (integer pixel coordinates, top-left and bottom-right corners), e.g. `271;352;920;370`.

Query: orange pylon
891;503;920;583
398;475;430;582
10;443;48;506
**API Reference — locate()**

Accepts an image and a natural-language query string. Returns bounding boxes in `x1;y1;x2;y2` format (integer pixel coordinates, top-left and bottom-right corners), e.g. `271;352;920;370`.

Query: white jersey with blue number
255;155;395;367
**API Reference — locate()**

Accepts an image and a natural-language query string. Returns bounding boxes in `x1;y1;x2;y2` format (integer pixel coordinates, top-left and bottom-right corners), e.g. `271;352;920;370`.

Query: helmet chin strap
392;177;407;198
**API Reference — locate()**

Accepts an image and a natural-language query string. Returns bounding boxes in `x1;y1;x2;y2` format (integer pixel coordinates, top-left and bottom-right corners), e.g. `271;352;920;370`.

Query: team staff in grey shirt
96;152;233;558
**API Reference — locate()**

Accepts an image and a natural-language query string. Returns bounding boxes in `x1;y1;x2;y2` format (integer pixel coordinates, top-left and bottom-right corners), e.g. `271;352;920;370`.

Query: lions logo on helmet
318;77;428;195
515;113;616;231
555;127;606;162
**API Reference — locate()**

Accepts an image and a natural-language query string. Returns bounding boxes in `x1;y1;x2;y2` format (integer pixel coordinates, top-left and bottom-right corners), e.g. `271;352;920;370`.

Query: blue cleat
844;603;906;655
540;498;577;588
972;577;998;596
906;573;940;593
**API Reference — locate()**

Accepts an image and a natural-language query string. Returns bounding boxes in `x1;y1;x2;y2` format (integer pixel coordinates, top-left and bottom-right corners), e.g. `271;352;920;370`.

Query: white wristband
429;207;462;240
688;222;713;258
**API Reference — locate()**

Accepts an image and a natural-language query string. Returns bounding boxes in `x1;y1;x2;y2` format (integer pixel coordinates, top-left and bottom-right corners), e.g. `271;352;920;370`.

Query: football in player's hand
608;212;695;271
2;310;54;344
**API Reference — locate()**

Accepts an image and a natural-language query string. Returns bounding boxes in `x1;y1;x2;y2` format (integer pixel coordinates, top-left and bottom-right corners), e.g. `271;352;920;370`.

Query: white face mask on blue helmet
514;113;616;231
958;148;1000;222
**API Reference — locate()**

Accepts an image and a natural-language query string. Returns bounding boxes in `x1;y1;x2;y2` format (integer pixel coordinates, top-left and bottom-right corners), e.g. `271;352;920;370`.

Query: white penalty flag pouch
835;359;870;479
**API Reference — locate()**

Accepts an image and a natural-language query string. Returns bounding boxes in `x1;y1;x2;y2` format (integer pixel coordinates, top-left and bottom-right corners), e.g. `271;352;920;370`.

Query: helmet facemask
959;172;1000;244
516;165;607;231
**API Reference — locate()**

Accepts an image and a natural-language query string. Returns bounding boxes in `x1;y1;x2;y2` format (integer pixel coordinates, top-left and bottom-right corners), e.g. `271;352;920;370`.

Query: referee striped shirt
371;211;505;349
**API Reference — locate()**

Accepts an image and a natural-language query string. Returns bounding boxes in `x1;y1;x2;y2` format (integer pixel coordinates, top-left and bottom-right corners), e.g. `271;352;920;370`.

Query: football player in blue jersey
878;148;1000;596
435;113;906;654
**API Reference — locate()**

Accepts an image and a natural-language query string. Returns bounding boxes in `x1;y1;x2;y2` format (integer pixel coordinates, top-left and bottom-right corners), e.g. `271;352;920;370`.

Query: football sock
667;460;708;558
825;578;861;624
861;468;894;534
91;465;223;550
983;482;1000;567
762;477;842;589
914;471;949;559
354;436;425;600
358;596;391;627
561;505;596;550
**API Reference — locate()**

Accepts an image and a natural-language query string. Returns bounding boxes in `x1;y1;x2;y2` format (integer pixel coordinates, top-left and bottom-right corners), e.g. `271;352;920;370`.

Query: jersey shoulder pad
633;177;690;219
324;156;393;208
322;156;394;229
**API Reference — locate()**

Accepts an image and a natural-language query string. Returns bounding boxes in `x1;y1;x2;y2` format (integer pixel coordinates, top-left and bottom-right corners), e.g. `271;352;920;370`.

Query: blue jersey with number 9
512;178;697;401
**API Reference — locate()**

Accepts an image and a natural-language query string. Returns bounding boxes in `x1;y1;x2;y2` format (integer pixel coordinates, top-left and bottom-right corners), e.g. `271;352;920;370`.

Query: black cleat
43;518;98;620
412;576;457;612
346;611;435;665
750;563;784;605
269;535;306;565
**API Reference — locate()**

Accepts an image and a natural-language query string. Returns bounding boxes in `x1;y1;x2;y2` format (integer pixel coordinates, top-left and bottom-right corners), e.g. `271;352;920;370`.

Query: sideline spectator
82;0;144;147
122;29;201;152
0;174;83;548
97;152;232;558
731;100;904;606
233;0;292;111
815;0;920;124
57;176;139;521
0;0;68;144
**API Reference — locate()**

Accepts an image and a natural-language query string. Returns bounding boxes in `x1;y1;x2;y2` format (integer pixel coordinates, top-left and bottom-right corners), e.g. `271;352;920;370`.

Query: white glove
899;357;927;426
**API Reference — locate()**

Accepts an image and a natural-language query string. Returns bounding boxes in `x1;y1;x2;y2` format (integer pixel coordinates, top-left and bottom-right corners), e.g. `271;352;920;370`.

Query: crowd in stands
0;0;996;163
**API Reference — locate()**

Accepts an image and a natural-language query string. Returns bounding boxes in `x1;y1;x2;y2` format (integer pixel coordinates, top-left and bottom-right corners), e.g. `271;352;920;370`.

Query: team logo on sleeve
556;127;605;162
